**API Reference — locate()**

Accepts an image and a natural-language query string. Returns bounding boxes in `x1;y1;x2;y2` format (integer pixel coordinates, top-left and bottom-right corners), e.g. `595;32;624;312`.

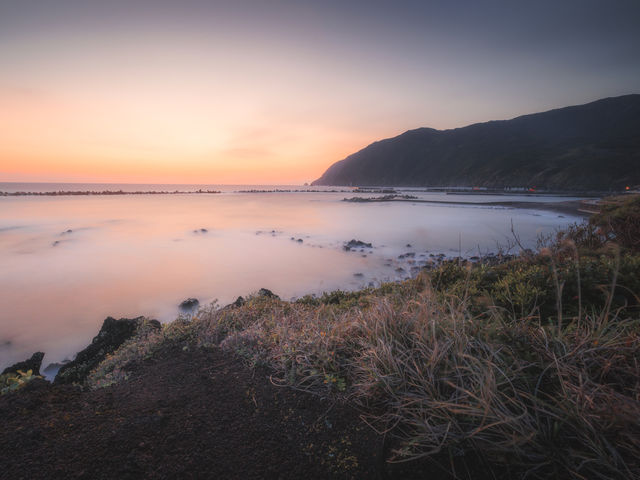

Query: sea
0;183;587;374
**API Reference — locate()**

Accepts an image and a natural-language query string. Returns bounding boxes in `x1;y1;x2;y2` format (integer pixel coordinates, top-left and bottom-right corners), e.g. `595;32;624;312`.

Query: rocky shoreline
343;195;591;216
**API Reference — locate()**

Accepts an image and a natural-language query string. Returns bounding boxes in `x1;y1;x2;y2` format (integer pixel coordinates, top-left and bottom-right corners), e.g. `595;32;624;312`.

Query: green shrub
1;369;41;395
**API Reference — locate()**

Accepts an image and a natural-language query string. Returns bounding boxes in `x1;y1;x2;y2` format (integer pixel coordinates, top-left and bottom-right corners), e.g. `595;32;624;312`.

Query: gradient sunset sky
1;0;639;184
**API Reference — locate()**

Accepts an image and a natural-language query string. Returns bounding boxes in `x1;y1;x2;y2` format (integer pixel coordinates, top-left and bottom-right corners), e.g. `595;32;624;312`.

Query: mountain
312;95;640;190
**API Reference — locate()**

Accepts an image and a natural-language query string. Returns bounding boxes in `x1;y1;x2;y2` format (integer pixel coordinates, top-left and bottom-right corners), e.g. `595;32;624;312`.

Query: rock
2;352;45;376
296;238;303;243
258;288;279;299
200;228;208;233
353;273;364;277
343;239;372;251
179;298;200;311
54;317;160;385
406;243;412;247
233;296;246;307
52;241;60;247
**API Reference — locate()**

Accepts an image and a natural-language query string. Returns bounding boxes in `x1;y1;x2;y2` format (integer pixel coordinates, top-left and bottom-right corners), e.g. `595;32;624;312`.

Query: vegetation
1;370;41;395
86;195;640;479
312;94;640;190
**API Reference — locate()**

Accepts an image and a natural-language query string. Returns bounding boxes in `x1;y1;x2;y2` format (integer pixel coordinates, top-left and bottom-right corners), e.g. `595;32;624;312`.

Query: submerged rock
2;352;45;376
54;317;160;385
343;239;372;251
179;298;200;311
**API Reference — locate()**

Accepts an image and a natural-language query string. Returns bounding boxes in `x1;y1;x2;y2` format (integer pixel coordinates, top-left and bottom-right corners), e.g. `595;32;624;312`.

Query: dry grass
86;198;640;478
167;273;638;479
88;268;640;478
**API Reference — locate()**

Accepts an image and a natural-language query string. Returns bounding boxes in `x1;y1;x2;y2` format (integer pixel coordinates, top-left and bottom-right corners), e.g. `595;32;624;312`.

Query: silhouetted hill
312;95;640;190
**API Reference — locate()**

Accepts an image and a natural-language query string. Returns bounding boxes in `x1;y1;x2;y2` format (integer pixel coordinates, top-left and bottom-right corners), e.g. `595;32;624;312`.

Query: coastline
344;196;594;217
2;195;639;479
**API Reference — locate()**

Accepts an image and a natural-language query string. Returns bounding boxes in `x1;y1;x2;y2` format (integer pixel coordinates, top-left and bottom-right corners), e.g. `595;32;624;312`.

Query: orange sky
0;77;382;184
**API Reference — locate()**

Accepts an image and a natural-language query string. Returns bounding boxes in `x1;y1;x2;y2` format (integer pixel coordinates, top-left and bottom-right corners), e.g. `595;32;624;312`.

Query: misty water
0;184;586;373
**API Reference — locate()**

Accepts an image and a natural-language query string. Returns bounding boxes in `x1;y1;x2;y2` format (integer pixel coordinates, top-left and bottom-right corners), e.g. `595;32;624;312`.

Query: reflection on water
0;188;583;370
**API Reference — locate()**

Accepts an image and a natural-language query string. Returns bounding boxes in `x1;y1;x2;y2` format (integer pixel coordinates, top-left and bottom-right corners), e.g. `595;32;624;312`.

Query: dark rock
179;298;200;311
200;228;208;233
2;352;45;376
52;241;60;247
233;296;246;307
353;273;364;277
54;317;160;385
406;243;412;248
343;239;372;251
297;238;303;243
258;288;279;299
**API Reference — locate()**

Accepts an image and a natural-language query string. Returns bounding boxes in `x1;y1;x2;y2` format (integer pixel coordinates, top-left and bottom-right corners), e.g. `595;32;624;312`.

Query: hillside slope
312;95;640;190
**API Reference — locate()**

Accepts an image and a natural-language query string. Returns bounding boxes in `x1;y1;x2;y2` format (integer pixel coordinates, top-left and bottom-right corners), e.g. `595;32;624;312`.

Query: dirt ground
0;345;502;480
1;346;382;479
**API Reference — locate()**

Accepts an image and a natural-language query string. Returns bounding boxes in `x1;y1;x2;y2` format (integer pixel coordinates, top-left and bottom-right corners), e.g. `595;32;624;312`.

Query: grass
86;194;640;479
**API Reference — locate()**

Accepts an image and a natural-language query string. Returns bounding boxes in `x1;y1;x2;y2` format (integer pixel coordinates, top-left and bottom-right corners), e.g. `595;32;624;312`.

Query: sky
1;0;639;185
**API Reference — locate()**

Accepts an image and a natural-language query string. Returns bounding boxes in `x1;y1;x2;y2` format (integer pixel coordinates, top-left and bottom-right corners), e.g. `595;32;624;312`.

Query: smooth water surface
0;185;584;370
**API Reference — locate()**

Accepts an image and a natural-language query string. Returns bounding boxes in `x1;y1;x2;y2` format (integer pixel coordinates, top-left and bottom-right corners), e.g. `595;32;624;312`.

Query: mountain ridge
312;94;640;190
